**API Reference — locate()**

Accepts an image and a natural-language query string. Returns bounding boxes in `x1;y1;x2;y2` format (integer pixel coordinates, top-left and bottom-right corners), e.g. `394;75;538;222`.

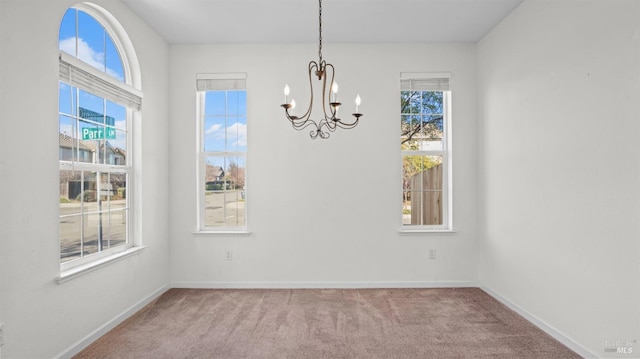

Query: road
59;199;127;262
204;190;245;228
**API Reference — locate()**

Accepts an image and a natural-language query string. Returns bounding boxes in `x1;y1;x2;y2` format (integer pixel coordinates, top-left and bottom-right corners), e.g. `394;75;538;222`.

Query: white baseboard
54;284;169;359
480;285;596;359
171;281;477;289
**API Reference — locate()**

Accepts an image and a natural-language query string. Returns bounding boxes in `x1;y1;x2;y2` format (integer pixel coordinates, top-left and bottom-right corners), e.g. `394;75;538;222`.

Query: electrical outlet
429;249;437;260
224;250;233;261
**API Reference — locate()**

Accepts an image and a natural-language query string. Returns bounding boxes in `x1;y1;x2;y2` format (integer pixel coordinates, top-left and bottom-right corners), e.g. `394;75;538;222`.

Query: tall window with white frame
400;74;452;230
58;5;141;269
197;74;247;231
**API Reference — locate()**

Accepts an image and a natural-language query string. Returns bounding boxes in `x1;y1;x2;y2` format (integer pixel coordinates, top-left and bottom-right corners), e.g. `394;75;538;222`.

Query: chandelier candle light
280;0;363;139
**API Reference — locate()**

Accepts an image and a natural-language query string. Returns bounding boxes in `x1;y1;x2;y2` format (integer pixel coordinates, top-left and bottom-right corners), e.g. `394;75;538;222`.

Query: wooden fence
410;164;443;225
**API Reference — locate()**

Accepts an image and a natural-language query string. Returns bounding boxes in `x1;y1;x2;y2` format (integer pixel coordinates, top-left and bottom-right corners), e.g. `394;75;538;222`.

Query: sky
59;8;124;81
203;90;247;154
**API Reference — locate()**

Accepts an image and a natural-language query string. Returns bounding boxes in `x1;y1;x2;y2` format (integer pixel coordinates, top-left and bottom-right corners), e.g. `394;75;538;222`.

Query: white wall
168;43;479;287
0;0;170;358
477;1;640;357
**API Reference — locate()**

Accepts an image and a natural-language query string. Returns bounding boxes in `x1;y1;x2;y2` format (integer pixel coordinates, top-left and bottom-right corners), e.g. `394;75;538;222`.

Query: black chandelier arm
284;112;318;132
282;106;327;136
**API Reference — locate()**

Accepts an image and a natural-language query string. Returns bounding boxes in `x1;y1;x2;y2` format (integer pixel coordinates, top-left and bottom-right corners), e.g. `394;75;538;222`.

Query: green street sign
82;127;116;140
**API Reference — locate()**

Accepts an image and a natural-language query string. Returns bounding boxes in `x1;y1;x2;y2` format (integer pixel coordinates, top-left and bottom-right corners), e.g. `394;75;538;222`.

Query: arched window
58;4;142;273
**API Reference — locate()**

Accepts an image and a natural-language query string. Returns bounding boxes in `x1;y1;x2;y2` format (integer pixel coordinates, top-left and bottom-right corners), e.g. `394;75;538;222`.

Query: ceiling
120;0;524;44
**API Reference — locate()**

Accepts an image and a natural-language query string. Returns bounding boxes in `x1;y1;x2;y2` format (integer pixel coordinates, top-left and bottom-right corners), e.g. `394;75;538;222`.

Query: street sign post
82;127;116;140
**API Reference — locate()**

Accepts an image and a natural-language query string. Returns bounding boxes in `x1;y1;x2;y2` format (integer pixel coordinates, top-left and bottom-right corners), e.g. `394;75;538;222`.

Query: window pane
106;101;126;129
78;90;105;122
59;82;76;115
107;209;127;248
204;157;226;189
400;91;412;113
226;117;247;152
111;173;127;199
224;190;245;227
77;10;106;73
77;119;98;161
59;115;75;160
204;116;226;152
105;33;124;81
204;156;226;228
78;171;98;203
408;91;422;114
405;190;443;226
203;156;246;228
60;169;76;205
59;9;77;56
60;170;91;208
227;91;245;115
60;214;82;263
111;130;127;164
227;156;245;191
82;213;100;256
204;192;226;227
205;91;226;115
402;155;443;226
423;114;444;139
421;91;443;114
401;115;421;149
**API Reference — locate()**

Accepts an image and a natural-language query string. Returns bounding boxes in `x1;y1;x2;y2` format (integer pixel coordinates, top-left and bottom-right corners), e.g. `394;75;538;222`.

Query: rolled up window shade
59;52;142;111
196;73;247;91
400;74;450;92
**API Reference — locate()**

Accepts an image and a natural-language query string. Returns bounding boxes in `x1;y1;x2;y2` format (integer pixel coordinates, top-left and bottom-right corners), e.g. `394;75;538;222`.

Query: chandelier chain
318;0;323;65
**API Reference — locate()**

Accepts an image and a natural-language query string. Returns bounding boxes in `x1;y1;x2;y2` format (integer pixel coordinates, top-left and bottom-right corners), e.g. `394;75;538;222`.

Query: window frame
195;73;249;234
400;73;453;233
57;4;143;276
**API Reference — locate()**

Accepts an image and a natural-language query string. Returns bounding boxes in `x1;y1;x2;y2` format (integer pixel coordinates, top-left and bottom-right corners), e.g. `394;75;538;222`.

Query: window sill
57;246;147;284
399;228;456;236
192;230;252;237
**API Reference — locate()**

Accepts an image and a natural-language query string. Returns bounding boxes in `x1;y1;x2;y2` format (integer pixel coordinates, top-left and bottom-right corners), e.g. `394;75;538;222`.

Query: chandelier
280;0;363;139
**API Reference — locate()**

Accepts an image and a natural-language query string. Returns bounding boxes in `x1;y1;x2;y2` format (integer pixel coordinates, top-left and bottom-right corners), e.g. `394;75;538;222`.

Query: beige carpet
75;288;581;359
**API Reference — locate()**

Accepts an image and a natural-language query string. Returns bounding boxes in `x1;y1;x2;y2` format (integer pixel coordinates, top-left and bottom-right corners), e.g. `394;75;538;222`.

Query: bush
117;187;126;198
206;181;225;191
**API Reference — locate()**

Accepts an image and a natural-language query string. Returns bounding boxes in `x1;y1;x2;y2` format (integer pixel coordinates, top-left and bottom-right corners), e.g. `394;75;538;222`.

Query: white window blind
196;73;247;91
400;73;450;92
59;52;142;111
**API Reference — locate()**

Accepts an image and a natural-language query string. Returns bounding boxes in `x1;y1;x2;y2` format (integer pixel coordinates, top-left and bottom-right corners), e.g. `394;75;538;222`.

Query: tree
227;161;245;189
400;90;443;145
